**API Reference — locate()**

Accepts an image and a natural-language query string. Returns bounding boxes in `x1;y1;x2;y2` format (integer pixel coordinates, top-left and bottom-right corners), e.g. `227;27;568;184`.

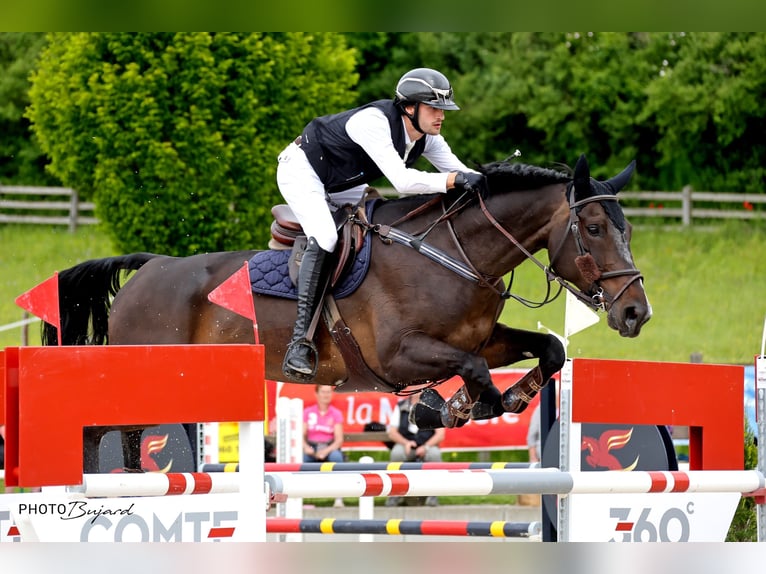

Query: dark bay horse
44;154;651;471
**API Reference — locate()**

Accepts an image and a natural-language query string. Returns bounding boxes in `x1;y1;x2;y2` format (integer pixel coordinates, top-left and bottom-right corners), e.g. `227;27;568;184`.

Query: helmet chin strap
402;102;424;134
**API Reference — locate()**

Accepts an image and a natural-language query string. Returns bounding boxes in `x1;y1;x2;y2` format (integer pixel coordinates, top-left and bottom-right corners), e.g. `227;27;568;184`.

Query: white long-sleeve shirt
342;106;472;199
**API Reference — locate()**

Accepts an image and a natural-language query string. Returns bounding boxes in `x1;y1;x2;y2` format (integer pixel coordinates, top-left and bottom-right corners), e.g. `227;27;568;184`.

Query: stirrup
282;339;319;383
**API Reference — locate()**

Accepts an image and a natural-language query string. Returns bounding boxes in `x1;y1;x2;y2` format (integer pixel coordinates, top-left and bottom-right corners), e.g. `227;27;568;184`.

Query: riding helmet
394;68;460;110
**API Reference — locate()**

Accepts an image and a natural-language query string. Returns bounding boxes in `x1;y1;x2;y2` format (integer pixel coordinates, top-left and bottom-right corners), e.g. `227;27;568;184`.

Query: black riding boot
282;237;332;381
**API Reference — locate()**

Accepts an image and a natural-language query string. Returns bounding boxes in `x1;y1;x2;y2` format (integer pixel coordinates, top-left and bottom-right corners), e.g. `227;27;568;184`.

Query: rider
277;67;488;381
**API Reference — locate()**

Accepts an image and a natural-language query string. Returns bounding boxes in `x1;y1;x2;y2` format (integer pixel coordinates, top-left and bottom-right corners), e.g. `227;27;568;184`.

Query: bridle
372;179;643;313
475;184;644;312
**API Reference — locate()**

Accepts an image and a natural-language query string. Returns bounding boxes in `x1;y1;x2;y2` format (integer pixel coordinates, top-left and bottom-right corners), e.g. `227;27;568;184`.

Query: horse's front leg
383;333;497;430
472;324;566;418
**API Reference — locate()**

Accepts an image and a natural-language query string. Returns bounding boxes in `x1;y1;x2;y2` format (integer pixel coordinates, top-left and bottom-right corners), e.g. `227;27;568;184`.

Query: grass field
0;224;118;348
2;221;765;361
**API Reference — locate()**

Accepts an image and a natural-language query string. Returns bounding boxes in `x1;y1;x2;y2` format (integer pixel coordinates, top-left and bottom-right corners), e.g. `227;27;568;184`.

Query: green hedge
27;33;358;255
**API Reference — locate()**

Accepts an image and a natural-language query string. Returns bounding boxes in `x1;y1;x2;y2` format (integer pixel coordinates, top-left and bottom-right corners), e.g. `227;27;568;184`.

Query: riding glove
454;171;489;198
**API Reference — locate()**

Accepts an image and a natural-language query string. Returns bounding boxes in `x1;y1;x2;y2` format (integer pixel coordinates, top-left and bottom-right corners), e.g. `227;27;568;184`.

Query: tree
27;33;358;255
359;32;766;195
0;33;57;185
346;33;660;180
642;32;766;192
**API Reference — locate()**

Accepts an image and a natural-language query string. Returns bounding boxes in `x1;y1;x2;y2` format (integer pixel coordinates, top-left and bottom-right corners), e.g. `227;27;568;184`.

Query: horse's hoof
501;388;531;414
470;386;504;420
409;389;445;429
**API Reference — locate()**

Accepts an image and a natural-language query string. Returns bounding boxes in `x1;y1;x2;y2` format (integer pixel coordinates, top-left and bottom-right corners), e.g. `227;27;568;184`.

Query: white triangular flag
564;289;600;339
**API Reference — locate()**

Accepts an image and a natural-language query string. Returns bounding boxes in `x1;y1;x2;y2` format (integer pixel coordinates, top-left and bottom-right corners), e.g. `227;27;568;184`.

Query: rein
365;180;643;312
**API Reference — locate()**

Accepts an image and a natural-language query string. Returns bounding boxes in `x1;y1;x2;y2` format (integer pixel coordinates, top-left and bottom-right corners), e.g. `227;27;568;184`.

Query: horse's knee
541;334;566;376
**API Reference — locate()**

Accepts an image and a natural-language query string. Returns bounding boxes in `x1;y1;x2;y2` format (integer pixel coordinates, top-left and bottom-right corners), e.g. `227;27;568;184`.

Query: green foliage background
26;32;358;254
0;32;56;185
5;32;762;257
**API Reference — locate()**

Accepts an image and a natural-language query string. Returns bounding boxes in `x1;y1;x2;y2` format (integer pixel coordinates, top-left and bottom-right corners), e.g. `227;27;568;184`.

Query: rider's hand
454;171;488;198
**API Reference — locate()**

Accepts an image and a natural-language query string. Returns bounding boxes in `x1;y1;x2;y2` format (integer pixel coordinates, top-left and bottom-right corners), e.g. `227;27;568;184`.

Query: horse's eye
586;224;600;236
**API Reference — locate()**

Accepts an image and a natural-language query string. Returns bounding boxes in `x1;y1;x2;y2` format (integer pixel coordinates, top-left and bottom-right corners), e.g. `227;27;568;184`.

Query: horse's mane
378;160;572;213
478;161;571;193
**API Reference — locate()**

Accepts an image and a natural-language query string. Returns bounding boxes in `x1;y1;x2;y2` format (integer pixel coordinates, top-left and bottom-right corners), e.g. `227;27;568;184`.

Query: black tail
42;253;160;346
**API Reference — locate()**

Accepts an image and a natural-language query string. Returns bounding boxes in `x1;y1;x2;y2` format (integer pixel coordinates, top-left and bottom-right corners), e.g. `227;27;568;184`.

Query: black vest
299;100;427;194
396;399;435;446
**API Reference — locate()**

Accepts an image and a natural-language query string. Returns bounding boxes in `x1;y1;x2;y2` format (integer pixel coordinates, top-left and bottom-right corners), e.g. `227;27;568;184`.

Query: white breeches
277;142;367;252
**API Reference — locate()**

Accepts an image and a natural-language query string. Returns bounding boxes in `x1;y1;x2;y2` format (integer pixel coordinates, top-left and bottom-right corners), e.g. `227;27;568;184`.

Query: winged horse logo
141;434;173;473
581;428;639;471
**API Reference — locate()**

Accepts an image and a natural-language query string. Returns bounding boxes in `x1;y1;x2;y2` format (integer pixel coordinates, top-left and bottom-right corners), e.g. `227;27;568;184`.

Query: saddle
269;190;378;288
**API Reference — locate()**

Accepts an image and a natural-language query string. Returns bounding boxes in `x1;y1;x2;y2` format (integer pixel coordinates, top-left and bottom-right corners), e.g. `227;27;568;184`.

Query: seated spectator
302;385;345;507
302;385;345;463
386;390;445;507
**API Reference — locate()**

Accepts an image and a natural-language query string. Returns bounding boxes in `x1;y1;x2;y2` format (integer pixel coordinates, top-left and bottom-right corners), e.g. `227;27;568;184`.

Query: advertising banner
266;368;544;451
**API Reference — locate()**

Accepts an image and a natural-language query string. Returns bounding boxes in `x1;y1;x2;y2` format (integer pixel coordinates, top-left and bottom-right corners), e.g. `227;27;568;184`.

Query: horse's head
549;154;652;337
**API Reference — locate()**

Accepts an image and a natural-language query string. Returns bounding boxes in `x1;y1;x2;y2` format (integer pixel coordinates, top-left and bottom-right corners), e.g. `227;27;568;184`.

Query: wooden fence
1;185;763;232
377;186;765;226
620;186;766;226
0;185;97;232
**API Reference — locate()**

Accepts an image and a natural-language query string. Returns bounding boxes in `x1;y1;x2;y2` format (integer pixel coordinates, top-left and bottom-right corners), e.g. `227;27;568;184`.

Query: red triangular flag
207;261;258;343
15;273;61;330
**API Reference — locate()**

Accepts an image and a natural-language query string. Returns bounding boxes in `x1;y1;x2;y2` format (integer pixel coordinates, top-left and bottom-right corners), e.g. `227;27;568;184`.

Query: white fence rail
1;185;763;232
621;187;766;225
376;186;765;226
0;185;97;232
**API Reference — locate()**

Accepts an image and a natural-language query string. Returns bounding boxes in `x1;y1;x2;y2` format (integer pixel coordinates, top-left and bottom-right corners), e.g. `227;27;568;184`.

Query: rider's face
416;104;445;136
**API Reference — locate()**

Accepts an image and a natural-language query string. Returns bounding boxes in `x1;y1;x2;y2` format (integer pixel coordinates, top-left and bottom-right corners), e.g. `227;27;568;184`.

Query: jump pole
266;517;541;539
262;468;764;499
201;462;535;472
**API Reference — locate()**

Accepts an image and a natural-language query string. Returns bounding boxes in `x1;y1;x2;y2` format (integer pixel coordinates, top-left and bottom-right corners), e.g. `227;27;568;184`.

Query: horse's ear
573;154;590;197
605;160;636;193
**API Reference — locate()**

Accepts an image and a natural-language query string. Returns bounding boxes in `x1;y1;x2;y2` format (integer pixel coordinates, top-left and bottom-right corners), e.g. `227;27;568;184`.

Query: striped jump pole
68;472;240;498
267;517;541;539
67;468;764;499
201;462;535;473
265;468;766;499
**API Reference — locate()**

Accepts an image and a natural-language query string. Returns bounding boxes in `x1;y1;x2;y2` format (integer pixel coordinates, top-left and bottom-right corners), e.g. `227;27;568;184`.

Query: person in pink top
303;385;344;463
